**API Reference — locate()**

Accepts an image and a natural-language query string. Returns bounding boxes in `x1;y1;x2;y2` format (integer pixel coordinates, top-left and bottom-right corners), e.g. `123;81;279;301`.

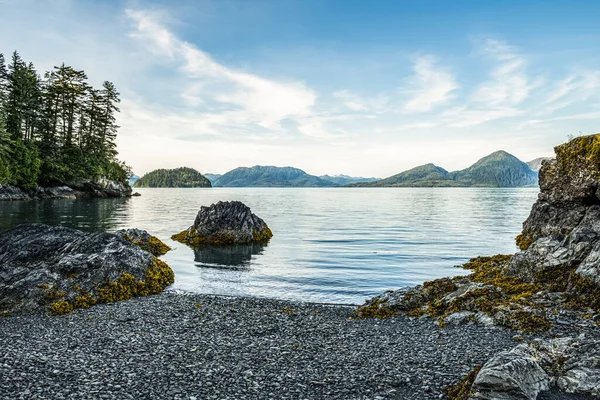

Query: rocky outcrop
470;336;600;399
172;201;273;246
511;134;600;286
0;179;132;201
116;228;171;256
0;184;30;200
0;224;174;315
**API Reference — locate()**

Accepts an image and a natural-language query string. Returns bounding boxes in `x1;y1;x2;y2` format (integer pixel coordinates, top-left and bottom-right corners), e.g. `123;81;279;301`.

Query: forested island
0;51;130;198
134;167;211;188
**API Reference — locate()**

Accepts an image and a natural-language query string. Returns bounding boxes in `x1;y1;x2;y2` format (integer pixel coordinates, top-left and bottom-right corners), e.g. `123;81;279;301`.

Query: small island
134;167;212;188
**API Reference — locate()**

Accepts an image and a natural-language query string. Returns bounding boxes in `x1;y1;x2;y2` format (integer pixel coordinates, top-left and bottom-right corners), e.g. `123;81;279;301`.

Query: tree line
0;50;130;189
134;167;212;188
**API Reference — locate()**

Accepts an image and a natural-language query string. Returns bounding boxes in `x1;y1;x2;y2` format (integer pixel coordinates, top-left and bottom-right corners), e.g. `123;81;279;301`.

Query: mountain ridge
213;166;335;187
349;151;538;188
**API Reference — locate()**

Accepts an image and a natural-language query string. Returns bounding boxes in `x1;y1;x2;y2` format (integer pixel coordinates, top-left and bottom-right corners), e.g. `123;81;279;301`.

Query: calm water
0;188;538;304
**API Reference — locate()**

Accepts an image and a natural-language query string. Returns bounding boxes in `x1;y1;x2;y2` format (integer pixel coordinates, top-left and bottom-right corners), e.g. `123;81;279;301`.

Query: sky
1;0;599;177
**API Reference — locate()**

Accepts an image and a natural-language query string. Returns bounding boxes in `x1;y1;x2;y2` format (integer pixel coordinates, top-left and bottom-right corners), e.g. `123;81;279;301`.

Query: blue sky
1;0;599;176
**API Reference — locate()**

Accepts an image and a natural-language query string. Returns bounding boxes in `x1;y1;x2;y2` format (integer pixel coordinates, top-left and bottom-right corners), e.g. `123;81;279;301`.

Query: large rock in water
0;224;174;315
511;134;600;285
172;201;273;246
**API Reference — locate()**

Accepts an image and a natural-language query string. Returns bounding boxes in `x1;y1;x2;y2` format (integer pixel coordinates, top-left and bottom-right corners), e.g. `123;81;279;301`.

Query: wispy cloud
126;8;317;132
403;55;459;112
473;40;535;107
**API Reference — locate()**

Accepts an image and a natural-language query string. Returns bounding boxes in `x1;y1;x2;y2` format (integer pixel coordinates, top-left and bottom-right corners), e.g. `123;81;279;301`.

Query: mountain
134;167;212;188
450;151;538;187
349;164;457;187
526;157;553;172
128;175;140;187
204;173;222;185
349;151;538;188
213;166;335;187
319;174;379;186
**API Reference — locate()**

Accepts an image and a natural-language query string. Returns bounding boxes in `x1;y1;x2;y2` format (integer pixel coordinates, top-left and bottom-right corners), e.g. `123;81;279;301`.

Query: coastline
0;180;133;201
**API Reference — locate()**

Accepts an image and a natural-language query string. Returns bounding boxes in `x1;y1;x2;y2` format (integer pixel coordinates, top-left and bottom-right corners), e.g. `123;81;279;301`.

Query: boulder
0;224;174;315
116;228;171;256
172;201;273;246
0;184;30;200
470;336;600;399
472;343;550;399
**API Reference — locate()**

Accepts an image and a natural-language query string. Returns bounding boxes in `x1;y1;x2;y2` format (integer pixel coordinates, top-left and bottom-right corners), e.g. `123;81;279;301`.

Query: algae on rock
172;201;273;246
0;224;174;316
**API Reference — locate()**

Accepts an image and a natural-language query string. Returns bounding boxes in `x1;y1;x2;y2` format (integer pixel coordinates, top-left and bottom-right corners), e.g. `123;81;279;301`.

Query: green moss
354;299;398;319
444;365;482;400
555;134;600;177
98;258;174;302
45;287;66;299
73;293;97;309
47;257;174;315
172;227;272;246
564;271;600;312
422;278;458;298
515;232;534;250
49;301;73;315
124;234;171;256
253;227;273;242
463;255;542;300
510;310;551;332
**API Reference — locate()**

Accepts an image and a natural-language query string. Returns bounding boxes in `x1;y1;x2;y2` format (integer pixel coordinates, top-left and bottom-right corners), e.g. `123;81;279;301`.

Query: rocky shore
1;293;596;400
2;137;600;399
0;178;132;201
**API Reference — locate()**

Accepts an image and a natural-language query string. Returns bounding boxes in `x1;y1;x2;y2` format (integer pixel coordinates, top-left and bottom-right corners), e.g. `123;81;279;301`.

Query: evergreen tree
0;50;130;188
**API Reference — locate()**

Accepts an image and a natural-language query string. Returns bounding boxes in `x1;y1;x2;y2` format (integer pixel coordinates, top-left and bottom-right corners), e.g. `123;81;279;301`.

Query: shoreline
1;292;596;400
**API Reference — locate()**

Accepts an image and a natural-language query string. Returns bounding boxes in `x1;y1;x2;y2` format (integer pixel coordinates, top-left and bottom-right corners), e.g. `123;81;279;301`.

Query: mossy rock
173;201;273;247
51;258;174;315
117;228;171;256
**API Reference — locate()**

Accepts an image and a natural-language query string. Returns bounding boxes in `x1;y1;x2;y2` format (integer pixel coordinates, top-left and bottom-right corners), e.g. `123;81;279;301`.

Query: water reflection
193;243;266;269
0;188;540;304
0;198;131;233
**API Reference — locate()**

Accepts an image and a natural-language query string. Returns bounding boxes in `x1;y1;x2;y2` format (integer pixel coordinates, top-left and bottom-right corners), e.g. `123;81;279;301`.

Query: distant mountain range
349;151;539;188
131;151;542;189
128;175;140;187
526;157;553;172
318;174;379;186
204;173;222;185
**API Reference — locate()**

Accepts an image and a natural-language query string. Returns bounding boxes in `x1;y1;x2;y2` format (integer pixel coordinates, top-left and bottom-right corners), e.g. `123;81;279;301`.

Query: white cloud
333;90;389;113
473;40;531;106
403;55;459;112
125;8;316;132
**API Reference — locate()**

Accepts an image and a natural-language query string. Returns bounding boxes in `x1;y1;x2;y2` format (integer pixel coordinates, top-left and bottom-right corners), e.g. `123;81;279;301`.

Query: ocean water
0;187;538;304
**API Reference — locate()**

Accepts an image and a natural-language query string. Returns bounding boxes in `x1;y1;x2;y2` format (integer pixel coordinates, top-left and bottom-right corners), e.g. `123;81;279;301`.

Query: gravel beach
0;292;516;400
0;293;596;400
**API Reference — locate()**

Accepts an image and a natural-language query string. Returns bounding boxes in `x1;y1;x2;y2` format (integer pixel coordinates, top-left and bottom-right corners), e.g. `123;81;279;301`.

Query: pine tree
0;50;130;187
